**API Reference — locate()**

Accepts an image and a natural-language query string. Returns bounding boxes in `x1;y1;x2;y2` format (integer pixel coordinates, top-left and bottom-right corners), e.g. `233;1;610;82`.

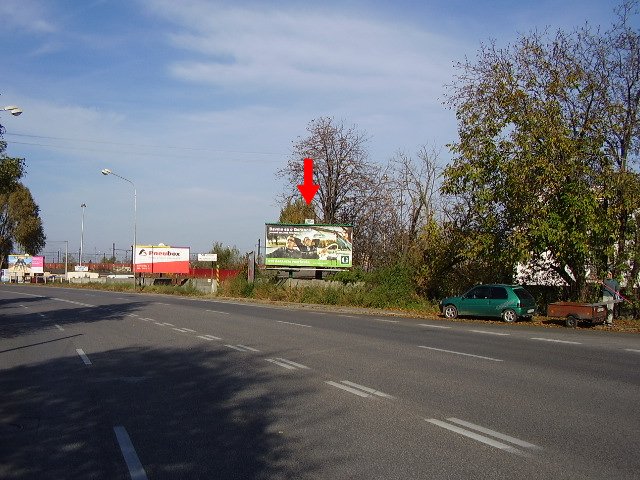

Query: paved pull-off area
1;285;639;479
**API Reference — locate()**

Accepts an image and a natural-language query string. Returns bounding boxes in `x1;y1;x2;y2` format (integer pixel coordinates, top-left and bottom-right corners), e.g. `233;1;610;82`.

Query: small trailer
546;302;608;328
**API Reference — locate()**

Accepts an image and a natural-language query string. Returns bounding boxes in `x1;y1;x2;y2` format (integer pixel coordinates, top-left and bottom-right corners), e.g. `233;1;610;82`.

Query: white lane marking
266;359;297;370
419;346;503;362
237;344;260;352
625;348;640;353
426;419;527;456
55;324;64;331
20;304;28;308
3;292;45;298
374;318;400;324
225;344;254;352
274;358;309;369
340;380;393;399
277;320;312;328
76;349;92;365
339;315;356;318
155;302;171;306
206;309;230;315
172;328;192;333
113;426;149;480
446;418;542;450
531;337;581;345
160;322;175;326
52;297;94;307
126;314;138;318
197;334;222;341
418;324;451;329
38;313;46;317
325;381;371;397
470;330;510;336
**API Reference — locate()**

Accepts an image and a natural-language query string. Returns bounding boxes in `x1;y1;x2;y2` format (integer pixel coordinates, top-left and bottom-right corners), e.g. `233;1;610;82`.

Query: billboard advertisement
265;223;353;268
134;245;190;274
7;255;45;275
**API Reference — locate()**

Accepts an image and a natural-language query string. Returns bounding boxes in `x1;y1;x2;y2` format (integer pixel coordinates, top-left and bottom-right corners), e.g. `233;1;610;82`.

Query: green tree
0;131;25;194
443;3;640;300
278;198;316;224
209;242;243;269
0;183;46;268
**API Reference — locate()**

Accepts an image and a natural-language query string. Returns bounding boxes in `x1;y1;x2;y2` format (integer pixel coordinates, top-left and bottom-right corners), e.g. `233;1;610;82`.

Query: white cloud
0;0;57;34
148;1;456;104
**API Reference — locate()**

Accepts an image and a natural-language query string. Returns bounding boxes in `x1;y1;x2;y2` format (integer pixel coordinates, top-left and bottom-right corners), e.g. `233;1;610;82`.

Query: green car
439;284;536;323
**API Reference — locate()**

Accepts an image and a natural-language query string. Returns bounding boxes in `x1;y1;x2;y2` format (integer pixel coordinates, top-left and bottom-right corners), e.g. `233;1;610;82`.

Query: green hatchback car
439;284;536;323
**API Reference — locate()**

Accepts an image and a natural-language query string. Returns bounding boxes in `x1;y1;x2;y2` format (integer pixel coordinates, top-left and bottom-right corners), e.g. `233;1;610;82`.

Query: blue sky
0;0;620;261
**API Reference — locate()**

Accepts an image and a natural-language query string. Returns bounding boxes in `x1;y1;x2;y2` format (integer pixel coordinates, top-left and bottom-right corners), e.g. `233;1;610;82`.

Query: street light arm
101;168;137;287
1;105;23;116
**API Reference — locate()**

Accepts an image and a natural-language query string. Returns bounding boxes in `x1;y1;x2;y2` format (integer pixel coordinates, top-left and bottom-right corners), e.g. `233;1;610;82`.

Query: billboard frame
264;223;353;269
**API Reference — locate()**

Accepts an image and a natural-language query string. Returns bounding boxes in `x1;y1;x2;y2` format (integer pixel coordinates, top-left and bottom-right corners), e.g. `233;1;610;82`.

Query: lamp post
79;203;86;267
0;105;22;116
101;168;137;285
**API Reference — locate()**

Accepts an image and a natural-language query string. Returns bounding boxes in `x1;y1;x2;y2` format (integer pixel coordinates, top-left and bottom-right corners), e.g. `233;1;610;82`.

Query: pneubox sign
134;245;190;274
264;223;353;268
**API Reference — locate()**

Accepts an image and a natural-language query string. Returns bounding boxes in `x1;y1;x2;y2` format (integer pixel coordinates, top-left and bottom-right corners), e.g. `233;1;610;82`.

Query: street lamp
1;105;22;116
80;203;86;267
101;168;137;284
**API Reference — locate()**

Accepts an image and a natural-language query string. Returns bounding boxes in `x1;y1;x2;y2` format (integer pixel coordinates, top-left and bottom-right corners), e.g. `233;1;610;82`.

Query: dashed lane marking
225;344;258;352
277;320;312;328
76;349;92;365
114;426;148;480
531;337;581;345
426;418;541;457
266;358;310;370
418;324;451;329
419;345;503;362
325;380;393;399
197;334;222;341
470;330;510;336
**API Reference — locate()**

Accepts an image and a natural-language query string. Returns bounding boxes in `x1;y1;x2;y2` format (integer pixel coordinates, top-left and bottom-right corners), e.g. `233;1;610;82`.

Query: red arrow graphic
297;157;320;204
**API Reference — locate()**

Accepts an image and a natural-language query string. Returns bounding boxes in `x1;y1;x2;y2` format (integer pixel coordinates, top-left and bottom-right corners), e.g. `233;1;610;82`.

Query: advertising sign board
264;223;353;268
7;255;45;275
134;245;190;274
197;253;218;262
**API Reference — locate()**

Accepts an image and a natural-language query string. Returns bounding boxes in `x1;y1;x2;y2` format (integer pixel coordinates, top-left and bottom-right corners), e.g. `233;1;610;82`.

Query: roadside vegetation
6;2;640;324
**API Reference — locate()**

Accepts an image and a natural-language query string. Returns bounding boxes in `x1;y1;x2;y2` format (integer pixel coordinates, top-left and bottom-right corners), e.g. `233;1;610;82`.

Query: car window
514;288;534;301
467;286;490;299
490;287;508;299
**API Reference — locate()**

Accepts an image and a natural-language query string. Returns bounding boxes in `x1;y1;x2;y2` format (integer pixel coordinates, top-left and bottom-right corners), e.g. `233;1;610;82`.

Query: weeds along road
1;284;639;479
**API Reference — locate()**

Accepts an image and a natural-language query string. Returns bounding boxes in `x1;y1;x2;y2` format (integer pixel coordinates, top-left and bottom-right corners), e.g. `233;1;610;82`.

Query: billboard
265;223;353;268
134;245;190;274
7;255;45;275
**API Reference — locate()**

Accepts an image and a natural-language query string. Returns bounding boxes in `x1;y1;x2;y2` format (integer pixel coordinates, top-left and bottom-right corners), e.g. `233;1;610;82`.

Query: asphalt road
1;284;639;479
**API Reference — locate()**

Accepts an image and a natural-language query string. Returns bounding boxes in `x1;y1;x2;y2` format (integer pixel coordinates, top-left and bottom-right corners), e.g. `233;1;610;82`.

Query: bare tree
390;146;442;255
278;117;376;224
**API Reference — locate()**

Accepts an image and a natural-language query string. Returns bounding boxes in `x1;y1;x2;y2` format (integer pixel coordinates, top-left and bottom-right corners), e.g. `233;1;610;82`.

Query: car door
458;286;491;316
488;286;509;318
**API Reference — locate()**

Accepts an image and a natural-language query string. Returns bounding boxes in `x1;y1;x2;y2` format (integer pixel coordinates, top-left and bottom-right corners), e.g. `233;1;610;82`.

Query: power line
4;132;287;158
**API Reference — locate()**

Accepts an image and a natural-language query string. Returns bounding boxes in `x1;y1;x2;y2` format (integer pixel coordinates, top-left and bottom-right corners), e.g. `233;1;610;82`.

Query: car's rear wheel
443;305;458;319
502;309;517;323
565;315;578;328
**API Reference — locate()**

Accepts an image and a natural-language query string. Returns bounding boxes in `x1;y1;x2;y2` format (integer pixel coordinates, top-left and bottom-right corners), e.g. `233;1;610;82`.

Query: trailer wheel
565;315;578;328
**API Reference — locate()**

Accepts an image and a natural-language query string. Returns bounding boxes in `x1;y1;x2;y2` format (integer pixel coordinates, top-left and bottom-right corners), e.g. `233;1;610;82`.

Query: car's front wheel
443;305;458;319
502;309;517;323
